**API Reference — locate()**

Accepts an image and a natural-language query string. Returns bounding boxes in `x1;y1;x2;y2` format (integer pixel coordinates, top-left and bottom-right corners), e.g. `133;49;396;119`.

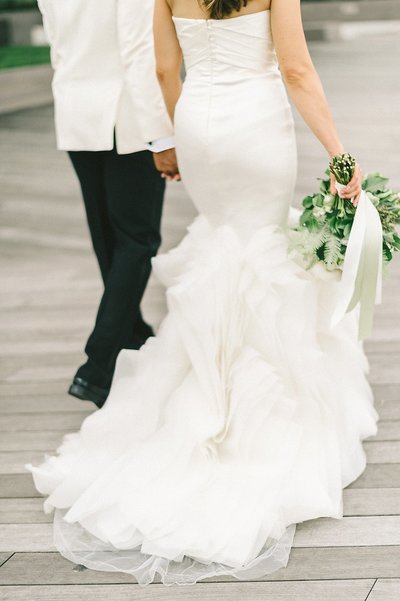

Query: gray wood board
0;548;398;584
1;517;400;552
0;580;375;601
368;579;400;601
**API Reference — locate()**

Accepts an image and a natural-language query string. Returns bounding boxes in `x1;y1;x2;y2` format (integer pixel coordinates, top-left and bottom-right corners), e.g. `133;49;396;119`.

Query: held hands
153;148;181;181
330;163;363;207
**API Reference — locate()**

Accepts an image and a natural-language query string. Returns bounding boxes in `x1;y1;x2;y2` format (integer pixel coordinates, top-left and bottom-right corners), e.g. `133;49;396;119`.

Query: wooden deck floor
1;33;400;601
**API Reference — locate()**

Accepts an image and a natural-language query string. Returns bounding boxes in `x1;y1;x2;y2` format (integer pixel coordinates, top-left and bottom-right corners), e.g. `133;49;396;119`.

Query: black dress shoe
68;377;109;408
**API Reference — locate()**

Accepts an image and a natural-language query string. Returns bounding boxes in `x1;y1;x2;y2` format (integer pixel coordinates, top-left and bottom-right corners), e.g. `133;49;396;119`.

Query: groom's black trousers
68;147;165;390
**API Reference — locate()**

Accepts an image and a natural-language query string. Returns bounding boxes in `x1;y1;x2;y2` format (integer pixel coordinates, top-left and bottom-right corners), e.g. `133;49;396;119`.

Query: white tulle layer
53;509;296;585
28;216;378;585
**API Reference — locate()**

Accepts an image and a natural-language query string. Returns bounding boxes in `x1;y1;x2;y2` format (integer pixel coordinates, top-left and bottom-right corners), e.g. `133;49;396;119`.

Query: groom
38;0;177;407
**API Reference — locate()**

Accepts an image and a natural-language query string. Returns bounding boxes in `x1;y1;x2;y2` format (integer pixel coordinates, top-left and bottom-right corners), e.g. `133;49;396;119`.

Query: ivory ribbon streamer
330;184;383;339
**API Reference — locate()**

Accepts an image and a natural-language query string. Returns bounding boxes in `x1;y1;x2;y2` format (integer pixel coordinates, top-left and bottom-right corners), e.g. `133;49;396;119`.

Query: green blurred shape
0;45;50;69
0;0;38;11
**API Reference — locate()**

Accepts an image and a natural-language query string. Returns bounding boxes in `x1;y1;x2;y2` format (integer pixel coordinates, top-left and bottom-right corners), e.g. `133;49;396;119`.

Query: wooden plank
0;413;91;432
366;339;400;353
0;381;72;399
1;517;399;553
367;339;400;355
370;362;400;385
0;487;396;523
1;271;98;295
0;325;89;341
0;347;82;368
0;310;93;331
0;432;67;452
0;524;54;552
372;385;400;404
368;579;400;601
0;553;131;585
0;356;81;384
0;408;400;436
0;397;396;422
295;516;400;548
0;340;83;357
0;554;12;569
374;399;400;420
0;228;90;253
0;499;49;524
0;486;396;524
0;395;394;419
364;441;400;463
0;475;42;499
1;547;399;585
343;488;400;516
0;353;80;375
0;581;375;601
0;415;397;438
373;420;400;441
2;364;78;385
3;463;400;499
0;291;99;312
0;396;91;414
347;464;400;488
0;445;398;478
0;452;56;475
0;483;397;522
0;416;393;445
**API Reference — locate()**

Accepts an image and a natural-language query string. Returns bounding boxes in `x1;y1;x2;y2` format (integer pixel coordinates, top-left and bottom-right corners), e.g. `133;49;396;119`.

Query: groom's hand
153;148;181;181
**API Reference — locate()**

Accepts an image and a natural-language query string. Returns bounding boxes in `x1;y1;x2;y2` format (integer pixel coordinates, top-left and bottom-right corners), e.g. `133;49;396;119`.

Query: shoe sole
68;384;106;408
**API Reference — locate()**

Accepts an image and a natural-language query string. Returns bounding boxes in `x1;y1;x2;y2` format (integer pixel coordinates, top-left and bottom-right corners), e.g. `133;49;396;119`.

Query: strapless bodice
172;10;279;82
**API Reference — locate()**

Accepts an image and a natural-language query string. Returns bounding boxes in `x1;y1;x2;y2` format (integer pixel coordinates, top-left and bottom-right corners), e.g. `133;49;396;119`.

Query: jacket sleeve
117;0;174;144
37;0;60;69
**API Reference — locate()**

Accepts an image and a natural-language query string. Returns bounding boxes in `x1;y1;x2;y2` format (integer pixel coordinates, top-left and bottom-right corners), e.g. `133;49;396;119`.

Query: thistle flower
329;153;356;186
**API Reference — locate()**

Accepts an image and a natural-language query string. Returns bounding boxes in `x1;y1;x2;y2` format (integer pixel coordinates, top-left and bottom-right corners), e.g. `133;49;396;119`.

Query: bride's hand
153;148;181;182
330;163;363;207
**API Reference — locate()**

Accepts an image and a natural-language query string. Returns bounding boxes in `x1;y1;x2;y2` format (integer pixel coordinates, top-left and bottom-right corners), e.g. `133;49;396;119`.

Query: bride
28;0;379;586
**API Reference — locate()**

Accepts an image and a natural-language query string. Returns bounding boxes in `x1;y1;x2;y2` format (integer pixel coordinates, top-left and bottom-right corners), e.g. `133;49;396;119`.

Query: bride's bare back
169;0;271;20
156;0;362;202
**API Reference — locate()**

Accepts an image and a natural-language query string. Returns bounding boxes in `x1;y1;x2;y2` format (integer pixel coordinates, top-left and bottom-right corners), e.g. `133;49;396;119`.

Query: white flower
312;206;326;221
323;194;335;212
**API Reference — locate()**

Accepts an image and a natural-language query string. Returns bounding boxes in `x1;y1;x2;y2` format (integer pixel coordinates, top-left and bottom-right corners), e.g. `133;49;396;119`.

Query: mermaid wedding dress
28;10;379;585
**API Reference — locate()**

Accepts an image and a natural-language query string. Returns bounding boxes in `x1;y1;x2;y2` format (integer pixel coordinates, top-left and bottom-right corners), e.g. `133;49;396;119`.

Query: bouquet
291;153;400;338
292;154;400;271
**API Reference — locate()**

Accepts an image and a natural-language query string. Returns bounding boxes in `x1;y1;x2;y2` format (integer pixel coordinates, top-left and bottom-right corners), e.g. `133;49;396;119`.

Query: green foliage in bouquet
292;163;400;271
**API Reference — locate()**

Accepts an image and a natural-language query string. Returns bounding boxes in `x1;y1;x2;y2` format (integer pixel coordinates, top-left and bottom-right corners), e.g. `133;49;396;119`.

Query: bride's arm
153;0;183;123
270;0;362;201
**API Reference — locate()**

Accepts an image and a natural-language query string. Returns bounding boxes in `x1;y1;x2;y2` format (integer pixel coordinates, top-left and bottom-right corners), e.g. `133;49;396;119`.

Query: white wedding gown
28;10;379;585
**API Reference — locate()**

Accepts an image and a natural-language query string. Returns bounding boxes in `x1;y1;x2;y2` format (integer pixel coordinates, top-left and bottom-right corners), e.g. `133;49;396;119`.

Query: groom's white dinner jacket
37;0;173;154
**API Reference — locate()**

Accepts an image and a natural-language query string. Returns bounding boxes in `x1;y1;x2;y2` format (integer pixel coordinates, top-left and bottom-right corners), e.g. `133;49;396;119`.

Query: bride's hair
202;0;248;19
